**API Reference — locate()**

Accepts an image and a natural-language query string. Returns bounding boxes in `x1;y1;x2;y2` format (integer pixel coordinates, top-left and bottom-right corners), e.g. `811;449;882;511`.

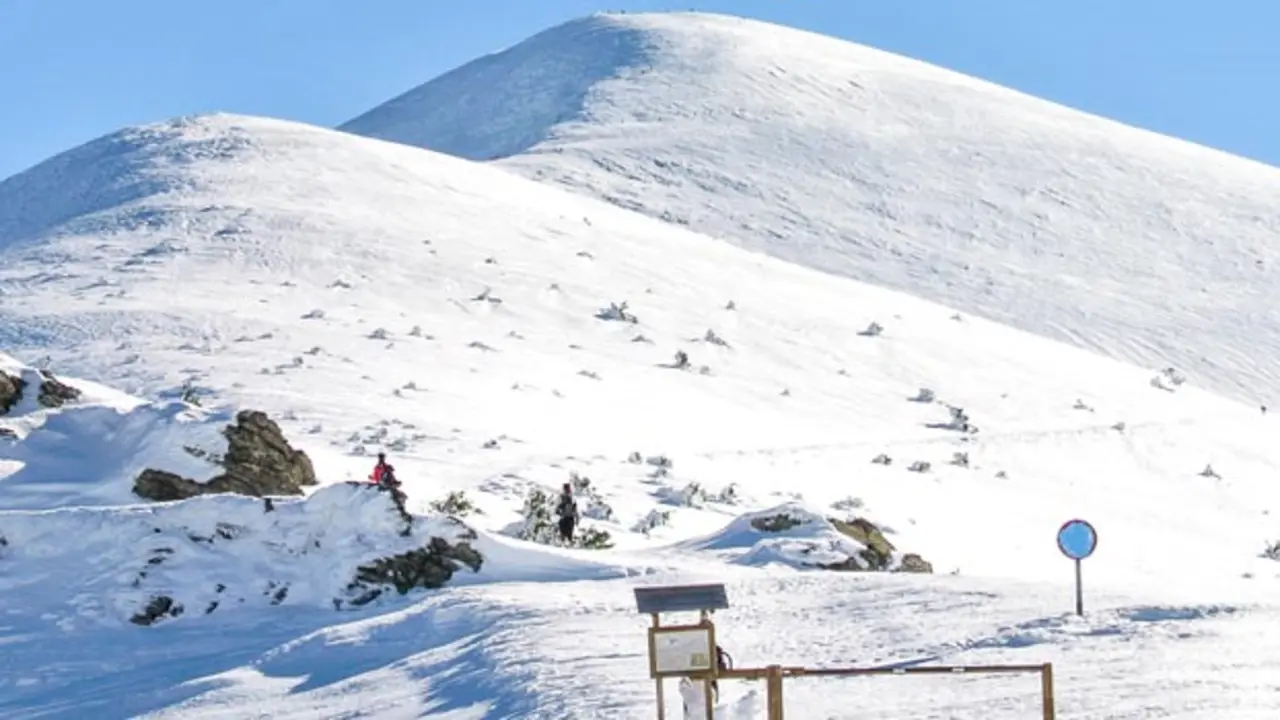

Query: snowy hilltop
1;13;1280;717
342;11;1280;407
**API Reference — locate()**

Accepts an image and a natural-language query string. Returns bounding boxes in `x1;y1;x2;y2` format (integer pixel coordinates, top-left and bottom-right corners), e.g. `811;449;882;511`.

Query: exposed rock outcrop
1;367;85;415
829;517;933;573
0;370;27;415
133;410;317;501
345;536;484;606
35;371;82;408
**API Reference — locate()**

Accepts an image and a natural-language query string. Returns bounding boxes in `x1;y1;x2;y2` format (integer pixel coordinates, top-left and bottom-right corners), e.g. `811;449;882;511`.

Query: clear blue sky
2;0;1276;181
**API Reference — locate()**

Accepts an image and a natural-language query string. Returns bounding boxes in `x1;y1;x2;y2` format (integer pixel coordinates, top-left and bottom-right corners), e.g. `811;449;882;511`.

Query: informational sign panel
652;626;713;675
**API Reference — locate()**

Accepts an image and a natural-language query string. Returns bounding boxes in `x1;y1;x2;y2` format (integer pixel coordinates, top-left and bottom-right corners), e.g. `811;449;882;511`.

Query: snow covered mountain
341;11;1280;408
2;108;1280;718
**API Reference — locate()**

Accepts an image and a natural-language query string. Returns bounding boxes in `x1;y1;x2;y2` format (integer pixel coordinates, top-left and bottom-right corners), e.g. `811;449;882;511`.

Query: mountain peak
341;11;1280;406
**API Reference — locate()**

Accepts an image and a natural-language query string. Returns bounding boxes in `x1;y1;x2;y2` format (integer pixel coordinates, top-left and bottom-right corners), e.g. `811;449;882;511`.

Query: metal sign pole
1074;558;1083;616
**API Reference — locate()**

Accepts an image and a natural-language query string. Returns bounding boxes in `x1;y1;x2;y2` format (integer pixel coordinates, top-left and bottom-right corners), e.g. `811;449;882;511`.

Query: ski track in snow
0;16;1279;716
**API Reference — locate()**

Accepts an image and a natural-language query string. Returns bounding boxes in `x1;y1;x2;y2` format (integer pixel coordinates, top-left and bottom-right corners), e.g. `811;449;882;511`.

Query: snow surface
1;103;1280;717
341;11;1280;409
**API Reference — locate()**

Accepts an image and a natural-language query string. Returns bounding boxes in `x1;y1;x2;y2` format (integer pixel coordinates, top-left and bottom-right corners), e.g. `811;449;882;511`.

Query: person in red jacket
370;453;395;485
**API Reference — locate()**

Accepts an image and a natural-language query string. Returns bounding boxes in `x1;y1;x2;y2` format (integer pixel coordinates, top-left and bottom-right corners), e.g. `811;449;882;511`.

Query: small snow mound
678;503;874;571
0;397;231;510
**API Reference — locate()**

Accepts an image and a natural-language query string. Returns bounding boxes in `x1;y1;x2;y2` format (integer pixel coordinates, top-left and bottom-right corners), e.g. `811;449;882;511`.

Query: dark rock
750;513;803;533
829;517;933;573
898;553;934;573
132;410;317;502
0;371;25;415
350;536;483;596
0;427;16;441
35;371;82;408
130;595;184;625
135;469;206;502
830;517;895;568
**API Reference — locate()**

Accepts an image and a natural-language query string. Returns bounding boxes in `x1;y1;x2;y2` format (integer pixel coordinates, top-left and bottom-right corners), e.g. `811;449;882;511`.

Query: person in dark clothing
555;482;579;544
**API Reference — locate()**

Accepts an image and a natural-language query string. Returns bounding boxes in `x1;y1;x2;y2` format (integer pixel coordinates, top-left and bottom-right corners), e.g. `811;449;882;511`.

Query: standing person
555;482;579;544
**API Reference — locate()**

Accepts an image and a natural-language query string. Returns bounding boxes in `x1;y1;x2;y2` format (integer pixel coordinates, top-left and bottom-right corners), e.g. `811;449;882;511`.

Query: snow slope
341;11;1280;407
2;113;1280;717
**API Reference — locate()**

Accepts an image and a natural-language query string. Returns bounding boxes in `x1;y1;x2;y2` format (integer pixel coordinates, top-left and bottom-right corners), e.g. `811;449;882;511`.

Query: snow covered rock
0;483;484;627
132;410;317;501
0;366;82;416
682;503;931;573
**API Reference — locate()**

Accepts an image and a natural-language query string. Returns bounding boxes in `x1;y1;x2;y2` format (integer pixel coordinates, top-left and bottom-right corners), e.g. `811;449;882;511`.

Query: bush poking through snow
430;490;479;517
910;388;936;403
595;301;638;323
951;452;970;468
858;321;883;337
871;453;892;465
632;509;672;535
704;329;730;347
1262;541;1280;561
713;483;741;505
569;472;615;521
1200;464;1220;479
908;461;931;473
831;496;865;512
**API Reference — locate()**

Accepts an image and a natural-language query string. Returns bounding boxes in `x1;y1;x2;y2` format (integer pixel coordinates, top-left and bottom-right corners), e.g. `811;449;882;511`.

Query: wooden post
652;613;665;720
1041;663;1055;719
702;610;716;720
765;665;784;720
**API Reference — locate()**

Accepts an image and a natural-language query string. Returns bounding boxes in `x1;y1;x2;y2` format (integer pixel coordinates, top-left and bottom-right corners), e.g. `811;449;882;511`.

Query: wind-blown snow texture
1;22;1280;716
342;11;1280;408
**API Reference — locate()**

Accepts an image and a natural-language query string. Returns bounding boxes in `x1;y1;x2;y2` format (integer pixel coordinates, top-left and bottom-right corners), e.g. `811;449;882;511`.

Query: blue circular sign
1057;519;1097;560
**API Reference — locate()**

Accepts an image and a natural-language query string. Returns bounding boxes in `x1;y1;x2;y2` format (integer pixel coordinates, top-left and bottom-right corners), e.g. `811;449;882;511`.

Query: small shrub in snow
671;350;690;369
704;329;729;347
677;481;710;507
951;452;970;468
910;388;936;403
831;496;865;512
578;370;601;380
1200;464;1220;479
871;453;892;465
468;340;495;351
908;461;931;473
632;508;672;535
725;300;736;310
1112;421;1127;432
471;287;502;304
569;472;615;521
430;490;479;517
1261;541;1280;561
595;301;638;323
646;455;674;469
1150;366;1187;392
368;328;389;340
301;309;325;319
858;321;883;337
627;451;643;464
577;527;614;549
713;483;741;505
1073;398;1095;412
630;334;652;343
